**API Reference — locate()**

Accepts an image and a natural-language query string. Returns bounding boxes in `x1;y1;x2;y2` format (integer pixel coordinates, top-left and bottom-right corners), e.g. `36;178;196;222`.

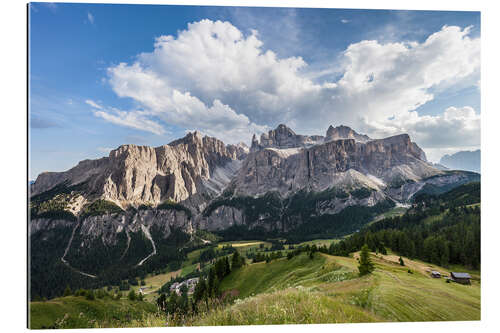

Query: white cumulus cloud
97;19;479;151
85;99;102;109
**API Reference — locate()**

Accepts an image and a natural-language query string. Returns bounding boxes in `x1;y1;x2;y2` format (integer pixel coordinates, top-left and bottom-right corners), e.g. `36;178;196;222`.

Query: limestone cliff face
325;125;371;143
233;134;438;198
31;131;240;212
77;209;191;246
30;124;476;239
250;124;324;152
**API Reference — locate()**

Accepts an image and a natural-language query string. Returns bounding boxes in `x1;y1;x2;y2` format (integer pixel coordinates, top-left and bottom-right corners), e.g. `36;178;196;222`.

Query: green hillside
219;252;355;298
190;252;480;325
30;296;157;329
31;250;480;328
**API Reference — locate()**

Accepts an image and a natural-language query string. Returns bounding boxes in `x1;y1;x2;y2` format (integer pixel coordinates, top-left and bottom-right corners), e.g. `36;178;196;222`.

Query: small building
450;272;471;285
431;271;441;278
169;278;200;295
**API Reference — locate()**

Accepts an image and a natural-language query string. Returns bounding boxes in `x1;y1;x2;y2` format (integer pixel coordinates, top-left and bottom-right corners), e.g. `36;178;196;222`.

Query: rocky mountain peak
252;124;324;151
325;125;371;143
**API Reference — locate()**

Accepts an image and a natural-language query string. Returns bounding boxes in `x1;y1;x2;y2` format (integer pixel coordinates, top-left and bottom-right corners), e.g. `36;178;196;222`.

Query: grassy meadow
29;296;157;329
187;252;480;325
30;241;480;328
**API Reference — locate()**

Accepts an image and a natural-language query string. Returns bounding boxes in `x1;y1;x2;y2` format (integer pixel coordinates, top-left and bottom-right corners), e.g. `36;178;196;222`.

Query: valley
28;124;481;328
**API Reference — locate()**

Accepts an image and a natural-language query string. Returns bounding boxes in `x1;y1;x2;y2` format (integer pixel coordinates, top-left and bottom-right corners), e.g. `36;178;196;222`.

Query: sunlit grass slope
191;252;480;325
30;296;156;329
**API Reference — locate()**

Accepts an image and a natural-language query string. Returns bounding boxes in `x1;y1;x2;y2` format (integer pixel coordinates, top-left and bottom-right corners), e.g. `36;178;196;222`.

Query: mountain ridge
29;123;480;300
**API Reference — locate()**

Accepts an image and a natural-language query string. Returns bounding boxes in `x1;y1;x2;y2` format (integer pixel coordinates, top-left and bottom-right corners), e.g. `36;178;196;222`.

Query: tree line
329;205;480;269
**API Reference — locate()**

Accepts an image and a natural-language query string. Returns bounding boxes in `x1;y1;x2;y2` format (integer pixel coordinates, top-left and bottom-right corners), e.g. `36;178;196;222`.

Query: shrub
85;290;95;301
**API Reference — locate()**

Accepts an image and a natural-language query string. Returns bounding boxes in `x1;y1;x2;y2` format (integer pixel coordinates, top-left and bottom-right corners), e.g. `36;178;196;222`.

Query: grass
203;252;480;325
30;296;157;329
220;253;352;298
192;288;380;325
422;212;446;225
128;269;183;302
368;206;408;225
181;262;200;276
369;259;480;321
218;240;270;249
32;243;480;328
296;238;340;248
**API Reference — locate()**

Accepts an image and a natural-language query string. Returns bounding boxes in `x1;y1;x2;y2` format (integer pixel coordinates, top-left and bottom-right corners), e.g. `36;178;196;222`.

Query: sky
29;2;481;179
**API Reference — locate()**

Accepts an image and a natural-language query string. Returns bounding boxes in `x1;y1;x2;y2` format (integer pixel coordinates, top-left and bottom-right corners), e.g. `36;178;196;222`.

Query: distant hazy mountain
429;163;449;171
439;150;480;173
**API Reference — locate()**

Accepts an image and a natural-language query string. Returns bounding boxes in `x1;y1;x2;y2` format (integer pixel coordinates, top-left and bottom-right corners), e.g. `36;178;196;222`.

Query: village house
450;272;472;285
138;286;149;295
169;278;200;295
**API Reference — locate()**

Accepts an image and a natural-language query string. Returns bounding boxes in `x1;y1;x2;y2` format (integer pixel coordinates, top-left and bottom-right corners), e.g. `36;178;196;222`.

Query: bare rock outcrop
250;124;324;152
325;125;371;143
233;133;438;198
31;131;241;212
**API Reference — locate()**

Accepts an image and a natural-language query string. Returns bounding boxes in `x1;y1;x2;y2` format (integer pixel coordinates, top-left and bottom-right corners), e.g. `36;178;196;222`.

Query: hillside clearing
192;252;480;325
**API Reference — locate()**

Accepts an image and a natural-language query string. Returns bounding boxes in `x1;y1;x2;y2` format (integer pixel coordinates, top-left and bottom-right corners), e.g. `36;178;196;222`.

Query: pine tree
193;277;206;304
63;285;72;297
224;257;231;276
85;289;95;301
358;244;374;276
128;289;137;301
207;267;216;297
231;250;243;269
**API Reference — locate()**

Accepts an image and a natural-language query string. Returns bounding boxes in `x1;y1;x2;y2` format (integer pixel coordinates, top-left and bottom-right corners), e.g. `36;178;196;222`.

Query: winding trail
136;225;157;267
61;221;97;279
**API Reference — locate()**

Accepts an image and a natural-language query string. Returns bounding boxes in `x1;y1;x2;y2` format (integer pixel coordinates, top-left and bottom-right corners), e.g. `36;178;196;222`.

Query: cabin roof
451;272;471;279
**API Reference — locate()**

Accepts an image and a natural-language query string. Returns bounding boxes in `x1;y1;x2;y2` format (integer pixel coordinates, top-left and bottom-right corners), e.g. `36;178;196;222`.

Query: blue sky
29;2;481;179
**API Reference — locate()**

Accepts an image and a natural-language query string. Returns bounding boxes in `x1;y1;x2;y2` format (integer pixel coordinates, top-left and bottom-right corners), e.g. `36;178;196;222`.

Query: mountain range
29;124;479;298
439;149;481;173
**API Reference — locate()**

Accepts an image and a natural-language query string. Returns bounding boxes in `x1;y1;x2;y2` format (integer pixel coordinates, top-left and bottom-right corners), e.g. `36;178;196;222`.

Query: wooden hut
450;272;471;285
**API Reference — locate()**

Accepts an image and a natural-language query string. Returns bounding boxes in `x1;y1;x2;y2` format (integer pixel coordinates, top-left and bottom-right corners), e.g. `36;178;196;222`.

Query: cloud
87;98;165;135
362;106;480;149
341;19;350;24
100;20;479;148
85;99;103;109
94;108;166;135
97;147;113;154
87;12;95;25
31;116;59;129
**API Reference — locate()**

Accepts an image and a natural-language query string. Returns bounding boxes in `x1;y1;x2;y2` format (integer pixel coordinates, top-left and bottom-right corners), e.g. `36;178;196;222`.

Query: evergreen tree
166;292;178;315
179;285;189;313
85;290;95;301
207;267;216;297
127;289;137;301
358;244;374;276
193;277;206;304
224;257;231;276
63;285;72;297
231;250;244;269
